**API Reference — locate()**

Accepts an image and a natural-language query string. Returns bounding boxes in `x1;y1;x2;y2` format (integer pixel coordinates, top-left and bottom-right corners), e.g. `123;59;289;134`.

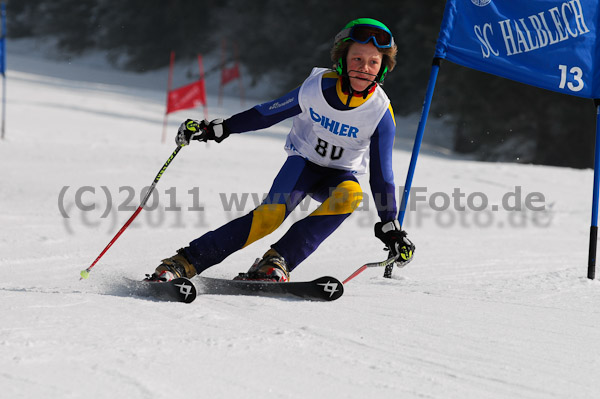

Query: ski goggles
335;24;395;49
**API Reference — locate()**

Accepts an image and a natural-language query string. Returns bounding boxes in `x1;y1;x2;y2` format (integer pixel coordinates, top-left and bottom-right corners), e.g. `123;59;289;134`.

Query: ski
126;277;197;303
127;275;343;303
195;276;344;301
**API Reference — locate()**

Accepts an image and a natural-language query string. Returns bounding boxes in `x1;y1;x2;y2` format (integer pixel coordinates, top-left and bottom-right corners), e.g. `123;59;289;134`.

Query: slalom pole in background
161;51;176;143
218;39;225;106
80;145;184;280
234;42;245;107
383;58;441;279
163;52;208;142
198;54;209;120
588;99;600;280
219;39;243;106
0;2;6;140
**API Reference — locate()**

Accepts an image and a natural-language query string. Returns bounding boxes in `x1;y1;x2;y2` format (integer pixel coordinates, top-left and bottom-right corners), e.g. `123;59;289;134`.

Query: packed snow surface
2;40;600;399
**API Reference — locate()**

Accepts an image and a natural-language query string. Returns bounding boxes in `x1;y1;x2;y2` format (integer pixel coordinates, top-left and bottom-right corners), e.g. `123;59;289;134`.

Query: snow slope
2;40;600;399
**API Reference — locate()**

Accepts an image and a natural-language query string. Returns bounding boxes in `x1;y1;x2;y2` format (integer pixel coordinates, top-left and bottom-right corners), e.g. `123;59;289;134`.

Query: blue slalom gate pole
588;100;600;280
1;57;5;140
384;58;441;278
0;2;6;140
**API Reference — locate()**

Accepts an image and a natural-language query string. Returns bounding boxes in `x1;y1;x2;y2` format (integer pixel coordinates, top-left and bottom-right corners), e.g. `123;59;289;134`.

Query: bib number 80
315;138;344;160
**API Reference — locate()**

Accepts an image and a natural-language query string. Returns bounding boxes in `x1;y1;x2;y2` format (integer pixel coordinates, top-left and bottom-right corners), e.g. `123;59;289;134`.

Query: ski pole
342;254;399;284
80;145;183;280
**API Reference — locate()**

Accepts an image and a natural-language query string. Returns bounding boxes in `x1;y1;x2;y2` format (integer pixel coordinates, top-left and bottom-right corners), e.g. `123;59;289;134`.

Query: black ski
126;277;197;303
195;276;344;301
127;276;343;303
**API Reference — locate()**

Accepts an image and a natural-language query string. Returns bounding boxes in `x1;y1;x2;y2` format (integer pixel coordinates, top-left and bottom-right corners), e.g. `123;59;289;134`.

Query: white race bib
285;68;391;174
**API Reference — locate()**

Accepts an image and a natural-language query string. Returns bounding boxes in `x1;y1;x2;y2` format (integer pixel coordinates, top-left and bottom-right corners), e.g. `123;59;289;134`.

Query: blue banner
435;0;600;99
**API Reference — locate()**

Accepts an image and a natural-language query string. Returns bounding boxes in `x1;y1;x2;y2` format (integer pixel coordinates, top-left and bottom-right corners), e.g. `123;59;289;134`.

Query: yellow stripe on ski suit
311;180;363;217
242;180;362;248
243;203;286;248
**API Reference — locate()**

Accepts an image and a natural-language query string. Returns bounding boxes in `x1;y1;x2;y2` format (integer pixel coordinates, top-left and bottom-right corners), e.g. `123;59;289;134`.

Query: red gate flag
221;64;240;85
162;52;208;142
218;40;245;106
166;79;206;114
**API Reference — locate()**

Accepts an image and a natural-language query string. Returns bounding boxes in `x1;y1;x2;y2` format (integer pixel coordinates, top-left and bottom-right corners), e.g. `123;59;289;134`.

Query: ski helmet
333;18;395;84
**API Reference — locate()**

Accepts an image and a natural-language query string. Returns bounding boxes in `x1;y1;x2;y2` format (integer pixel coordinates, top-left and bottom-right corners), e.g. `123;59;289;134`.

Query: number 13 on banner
558;65;584;93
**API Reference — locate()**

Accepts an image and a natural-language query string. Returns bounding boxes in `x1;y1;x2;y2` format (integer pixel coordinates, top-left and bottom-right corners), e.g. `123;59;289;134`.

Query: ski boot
234;248;290;282
145;249;197;282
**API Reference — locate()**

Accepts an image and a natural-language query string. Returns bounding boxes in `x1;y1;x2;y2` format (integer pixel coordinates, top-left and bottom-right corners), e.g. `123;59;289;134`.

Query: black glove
175;118;231;146
176;119;208;146
204;118;230;143
374;220;415;266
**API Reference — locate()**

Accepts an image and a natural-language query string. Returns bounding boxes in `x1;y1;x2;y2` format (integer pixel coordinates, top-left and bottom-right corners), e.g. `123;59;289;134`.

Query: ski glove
203;118;230;143
374;220;415;267
176;119;208;146
175;118;231;146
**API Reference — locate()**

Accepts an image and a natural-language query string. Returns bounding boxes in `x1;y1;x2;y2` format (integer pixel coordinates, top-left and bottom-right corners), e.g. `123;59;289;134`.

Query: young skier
149;18;415;282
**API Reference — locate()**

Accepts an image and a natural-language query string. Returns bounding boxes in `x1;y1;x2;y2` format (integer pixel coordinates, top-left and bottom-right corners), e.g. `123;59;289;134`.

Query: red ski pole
342;254;399;284
80;145;183;279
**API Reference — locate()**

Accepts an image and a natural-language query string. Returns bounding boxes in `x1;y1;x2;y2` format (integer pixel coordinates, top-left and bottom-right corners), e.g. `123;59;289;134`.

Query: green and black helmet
333;18;396;84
